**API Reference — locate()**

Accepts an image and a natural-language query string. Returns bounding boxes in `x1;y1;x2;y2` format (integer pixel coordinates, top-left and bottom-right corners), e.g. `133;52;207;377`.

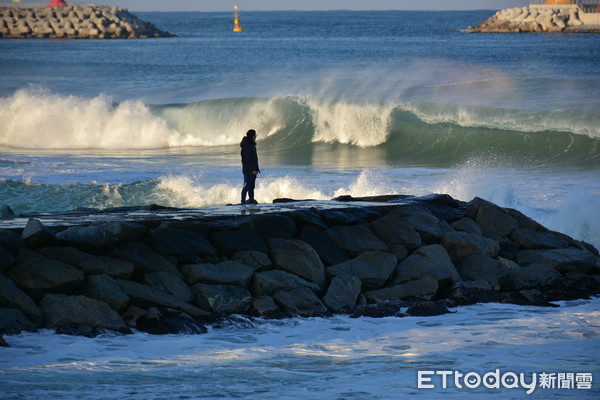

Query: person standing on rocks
240;129;260;205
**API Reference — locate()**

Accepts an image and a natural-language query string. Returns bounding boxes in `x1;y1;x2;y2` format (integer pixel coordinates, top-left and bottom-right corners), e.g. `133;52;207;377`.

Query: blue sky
86;1;531;12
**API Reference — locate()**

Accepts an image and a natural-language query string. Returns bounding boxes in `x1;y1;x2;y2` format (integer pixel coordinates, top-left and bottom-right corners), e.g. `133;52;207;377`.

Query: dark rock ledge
0;194;598;343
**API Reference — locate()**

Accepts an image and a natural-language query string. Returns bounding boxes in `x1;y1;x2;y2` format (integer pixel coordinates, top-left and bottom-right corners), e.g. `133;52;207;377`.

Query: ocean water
0;10;599;398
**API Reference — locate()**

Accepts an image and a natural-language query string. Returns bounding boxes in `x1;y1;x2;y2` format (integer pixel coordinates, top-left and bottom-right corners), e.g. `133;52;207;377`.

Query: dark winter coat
240;136;260;174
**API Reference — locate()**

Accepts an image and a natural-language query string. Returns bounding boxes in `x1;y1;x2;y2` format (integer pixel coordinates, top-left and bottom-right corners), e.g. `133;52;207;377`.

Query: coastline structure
469;0;600;33
0;194;598;339
0;0;174;38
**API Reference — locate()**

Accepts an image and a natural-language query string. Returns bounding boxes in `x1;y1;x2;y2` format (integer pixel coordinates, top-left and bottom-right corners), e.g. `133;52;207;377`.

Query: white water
1;299;598;399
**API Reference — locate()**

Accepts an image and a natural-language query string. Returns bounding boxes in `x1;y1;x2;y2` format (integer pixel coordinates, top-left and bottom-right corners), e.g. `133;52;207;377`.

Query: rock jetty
469;6;600;33
0;194;598;341
0;5;174;39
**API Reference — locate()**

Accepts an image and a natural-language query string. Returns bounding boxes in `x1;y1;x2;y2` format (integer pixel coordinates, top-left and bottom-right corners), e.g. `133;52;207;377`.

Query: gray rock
288;209;328;230
516;248;597;274
0;273;43;323
117;279;209;317
388;206;450;242
322;274;361;314
507;208;547;231
231;250;272;271
0;229;24;255
449;280;499;305
0;246;15;274
406;300;453;316
56;225;118;254
21;218;54;248
388;244;409;262
252;270;320;297
319;208;369;226
0;308;35;334
510;228;569;250
451;217;482;235
111;242;181;277
40;294;128;332
8;249;85;299
1;205;15;219
79;274;129;312
324;225;388;257
253;214;297;239
456;254;513;284
38;246;107;275
192;284;252;314
181;261;254;288
269;238;326;287
273;287;328;317
441;231;500;262
101;221;147;245
210;228;267;256
143;271;194;303
370;214;422;250
392;244;461;286
97;256;135;280
0;334;8;347
149;228;216;257
475;202;517;239
364;277;439;302
501;264;563;292
251;295;281;317
327;251;397;291
299;225;349;266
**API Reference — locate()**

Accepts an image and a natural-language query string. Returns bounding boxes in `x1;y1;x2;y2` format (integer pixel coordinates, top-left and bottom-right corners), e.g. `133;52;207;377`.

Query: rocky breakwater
469;6;596;33
0;194;599;343
0;5;174;39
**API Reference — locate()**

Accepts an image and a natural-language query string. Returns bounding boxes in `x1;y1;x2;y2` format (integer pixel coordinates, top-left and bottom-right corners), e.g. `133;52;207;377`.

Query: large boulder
251;295;282;318
392;244;461;286
268;238;326;287
0;229;24;255
473;201;517;239
38;246;107;275
252;214;297;239
252;270;320;297
143;271;194;303
21;218;55;248
231;250;272;271
97;256;135;279
273;287;328;317
299;225;349;266
117;279;209;317
510;228;569;250
55;224;118;253
149;228;217;257
0;273;43;323
181;261;254;289
324;225;388;257
0;308;36;334
8;249;85;299
101;222;147;245
0;246;15;274
364;277;439;302
501;264;563;292
79;274;129;312
455;254;514;285
370;214;422;250
516;248;597;274
192;284;252;314
322;274;361;314
209;229;268;256
288;209;328;230
451;217;482;235
441;231;500;262
387;206;451;242
39;294;128;332
111;242;181;277
327;251;397;291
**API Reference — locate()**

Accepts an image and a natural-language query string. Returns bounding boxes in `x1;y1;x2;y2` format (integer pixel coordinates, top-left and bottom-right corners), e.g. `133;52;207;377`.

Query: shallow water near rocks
1;298;599;399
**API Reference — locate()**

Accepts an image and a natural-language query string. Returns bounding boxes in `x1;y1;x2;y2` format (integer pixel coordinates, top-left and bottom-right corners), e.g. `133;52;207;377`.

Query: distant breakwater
469;5;600;33
0;5;173;39
1;194;599;342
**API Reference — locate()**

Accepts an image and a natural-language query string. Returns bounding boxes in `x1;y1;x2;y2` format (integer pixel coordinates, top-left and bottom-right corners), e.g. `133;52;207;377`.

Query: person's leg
247;174;257;203
241;173;252;204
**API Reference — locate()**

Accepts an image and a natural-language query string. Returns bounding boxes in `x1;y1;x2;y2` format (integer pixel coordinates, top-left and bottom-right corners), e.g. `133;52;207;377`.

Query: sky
69;1;531;12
